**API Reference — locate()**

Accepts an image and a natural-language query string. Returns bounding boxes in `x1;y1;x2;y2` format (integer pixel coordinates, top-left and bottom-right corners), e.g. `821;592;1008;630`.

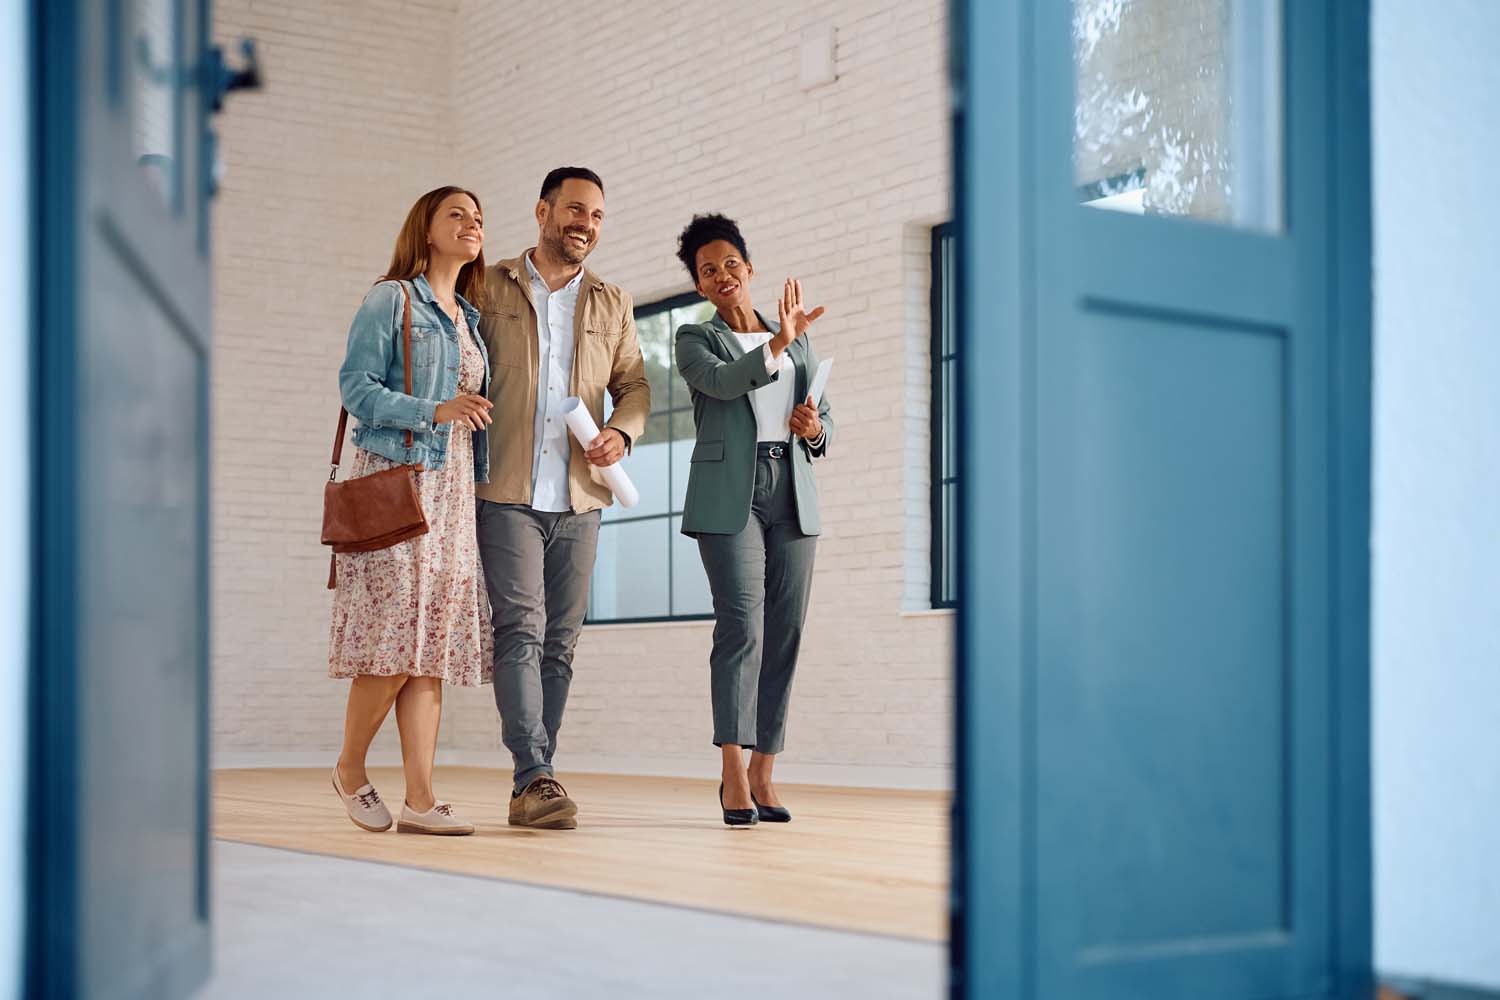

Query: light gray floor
200;840;945;999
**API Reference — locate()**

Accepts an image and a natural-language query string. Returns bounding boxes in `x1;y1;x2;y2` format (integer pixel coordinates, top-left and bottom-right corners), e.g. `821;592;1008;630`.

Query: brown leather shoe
508;775;578;829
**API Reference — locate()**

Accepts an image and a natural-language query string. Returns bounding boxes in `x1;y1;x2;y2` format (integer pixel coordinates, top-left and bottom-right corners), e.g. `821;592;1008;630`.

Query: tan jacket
474;252;651;512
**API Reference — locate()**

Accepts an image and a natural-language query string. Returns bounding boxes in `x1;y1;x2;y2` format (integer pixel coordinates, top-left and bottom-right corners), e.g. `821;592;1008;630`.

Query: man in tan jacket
475;167;650;828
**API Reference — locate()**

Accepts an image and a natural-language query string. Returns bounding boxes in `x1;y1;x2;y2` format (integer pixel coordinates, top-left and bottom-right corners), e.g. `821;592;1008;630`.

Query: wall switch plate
799;22;837;91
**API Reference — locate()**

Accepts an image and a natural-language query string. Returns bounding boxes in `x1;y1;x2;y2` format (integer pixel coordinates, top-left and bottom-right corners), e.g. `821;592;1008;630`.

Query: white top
524;252;583;512
731;331;796;443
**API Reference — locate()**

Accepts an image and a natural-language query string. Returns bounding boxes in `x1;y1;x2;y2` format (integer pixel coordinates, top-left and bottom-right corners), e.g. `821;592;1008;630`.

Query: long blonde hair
381;185;487;308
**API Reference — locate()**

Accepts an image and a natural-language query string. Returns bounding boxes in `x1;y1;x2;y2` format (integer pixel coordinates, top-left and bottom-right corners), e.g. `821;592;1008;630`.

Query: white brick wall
211;0;954;783
211;0;461;763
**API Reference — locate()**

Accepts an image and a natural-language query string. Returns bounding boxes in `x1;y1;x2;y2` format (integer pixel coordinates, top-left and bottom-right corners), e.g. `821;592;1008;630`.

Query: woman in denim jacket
328;186;495;836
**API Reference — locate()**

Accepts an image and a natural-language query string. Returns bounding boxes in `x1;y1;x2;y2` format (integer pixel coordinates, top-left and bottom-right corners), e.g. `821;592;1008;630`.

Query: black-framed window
586;294;717;624
931;224;958;609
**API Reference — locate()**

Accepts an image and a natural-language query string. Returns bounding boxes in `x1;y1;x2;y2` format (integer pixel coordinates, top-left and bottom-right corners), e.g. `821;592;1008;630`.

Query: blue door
954;2;1372;998
29;0;246;995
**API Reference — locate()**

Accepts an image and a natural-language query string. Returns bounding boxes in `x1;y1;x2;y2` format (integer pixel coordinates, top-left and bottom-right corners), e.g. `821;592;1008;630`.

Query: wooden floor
214;767;949;941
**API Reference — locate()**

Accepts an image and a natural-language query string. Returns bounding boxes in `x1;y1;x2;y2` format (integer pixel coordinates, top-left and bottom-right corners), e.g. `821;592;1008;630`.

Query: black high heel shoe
719;782;758;827
751;792;792;824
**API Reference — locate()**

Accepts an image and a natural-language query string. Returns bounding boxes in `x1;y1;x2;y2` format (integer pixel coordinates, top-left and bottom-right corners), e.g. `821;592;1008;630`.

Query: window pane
940;232;956;358
635;309;674;413
931;225;959;609
590;519;670;620
668;301;714;411
943;482;959;605
942;358;960;479
672;300;715;327
670;409;697;512
131;0;179;209
670;516;713;616
1073;0;1283;231
601;296;718;622
601;411;669;523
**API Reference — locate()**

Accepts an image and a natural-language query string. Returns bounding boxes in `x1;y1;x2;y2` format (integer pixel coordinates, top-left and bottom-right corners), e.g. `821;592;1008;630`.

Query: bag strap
329;279;415;479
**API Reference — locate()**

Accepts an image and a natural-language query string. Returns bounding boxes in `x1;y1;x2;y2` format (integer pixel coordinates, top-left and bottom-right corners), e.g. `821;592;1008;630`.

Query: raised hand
771;278;825;355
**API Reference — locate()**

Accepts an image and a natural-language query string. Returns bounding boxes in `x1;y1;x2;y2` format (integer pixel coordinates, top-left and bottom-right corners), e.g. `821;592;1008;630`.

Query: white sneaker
397;800;475;836
332;768;392;833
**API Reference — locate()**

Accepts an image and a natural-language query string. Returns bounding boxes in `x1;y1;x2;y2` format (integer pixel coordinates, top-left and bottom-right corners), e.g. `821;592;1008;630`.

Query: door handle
206;38;261;112
201;38;261;200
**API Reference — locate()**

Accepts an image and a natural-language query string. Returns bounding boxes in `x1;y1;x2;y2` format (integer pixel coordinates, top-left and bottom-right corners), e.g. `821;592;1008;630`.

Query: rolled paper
560;397;640;508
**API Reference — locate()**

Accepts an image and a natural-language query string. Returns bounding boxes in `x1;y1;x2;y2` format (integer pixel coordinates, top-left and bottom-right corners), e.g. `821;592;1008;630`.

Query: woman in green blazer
673;214;833;827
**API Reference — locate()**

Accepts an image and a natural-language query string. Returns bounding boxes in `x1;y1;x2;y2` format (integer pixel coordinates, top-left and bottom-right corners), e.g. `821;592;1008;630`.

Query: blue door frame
952;2;1372;997
28;0;217;995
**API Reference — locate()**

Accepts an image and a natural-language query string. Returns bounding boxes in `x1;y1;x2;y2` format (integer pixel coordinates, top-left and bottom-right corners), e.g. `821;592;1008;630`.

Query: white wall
0;0;26;991
1372;0;1500;990
210;0;462;765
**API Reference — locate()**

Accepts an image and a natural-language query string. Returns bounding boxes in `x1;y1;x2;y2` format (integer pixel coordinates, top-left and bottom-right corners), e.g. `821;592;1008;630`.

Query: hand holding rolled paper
560;397;640;508
584;428;626;466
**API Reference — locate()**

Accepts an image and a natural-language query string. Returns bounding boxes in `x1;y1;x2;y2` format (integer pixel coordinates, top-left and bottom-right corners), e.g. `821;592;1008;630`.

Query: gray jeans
695;446;817;754
476;500;600;792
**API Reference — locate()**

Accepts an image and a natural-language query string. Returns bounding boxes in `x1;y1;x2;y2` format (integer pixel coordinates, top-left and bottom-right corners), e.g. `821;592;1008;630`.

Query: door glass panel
131;0;179;208
1073;0;1283;231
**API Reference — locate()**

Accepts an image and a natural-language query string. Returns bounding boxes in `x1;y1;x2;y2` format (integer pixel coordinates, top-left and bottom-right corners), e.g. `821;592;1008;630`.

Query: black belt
757;442;789;459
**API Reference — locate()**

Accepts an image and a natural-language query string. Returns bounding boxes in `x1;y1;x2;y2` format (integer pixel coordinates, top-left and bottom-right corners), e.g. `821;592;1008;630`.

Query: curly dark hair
675;213;750;283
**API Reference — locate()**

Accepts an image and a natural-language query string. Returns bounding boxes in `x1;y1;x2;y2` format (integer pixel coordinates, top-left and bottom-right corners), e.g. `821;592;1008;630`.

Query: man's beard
543;222;592;265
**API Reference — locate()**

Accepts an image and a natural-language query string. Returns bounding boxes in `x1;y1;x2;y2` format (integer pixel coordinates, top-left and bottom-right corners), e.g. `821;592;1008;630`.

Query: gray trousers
476;500;600;792
696;447;817;754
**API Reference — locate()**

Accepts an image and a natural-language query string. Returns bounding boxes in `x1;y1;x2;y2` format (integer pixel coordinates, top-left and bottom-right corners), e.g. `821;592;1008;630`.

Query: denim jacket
338;275;491;480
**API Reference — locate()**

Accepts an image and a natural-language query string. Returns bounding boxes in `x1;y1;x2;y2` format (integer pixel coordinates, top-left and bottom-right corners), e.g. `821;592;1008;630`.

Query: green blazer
675;311;834;537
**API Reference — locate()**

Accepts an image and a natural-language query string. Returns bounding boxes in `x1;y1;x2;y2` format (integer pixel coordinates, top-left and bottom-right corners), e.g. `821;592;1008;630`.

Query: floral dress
328;313;492;687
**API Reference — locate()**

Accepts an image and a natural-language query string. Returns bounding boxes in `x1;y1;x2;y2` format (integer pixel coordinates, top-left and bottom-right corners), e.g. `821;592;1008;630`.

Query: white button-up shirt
525;252;583;512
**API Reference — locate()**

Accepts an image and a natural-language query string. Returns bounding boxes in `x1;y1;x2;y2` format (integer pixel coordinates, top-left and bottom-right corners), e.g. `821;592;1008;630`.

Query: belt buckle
767;443;786;459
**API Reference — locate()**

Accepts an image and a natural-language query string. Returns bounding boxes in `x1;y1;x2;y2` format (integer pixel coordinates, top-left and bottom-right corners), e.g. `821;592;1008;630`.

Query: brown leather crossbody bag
320;280;429;588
